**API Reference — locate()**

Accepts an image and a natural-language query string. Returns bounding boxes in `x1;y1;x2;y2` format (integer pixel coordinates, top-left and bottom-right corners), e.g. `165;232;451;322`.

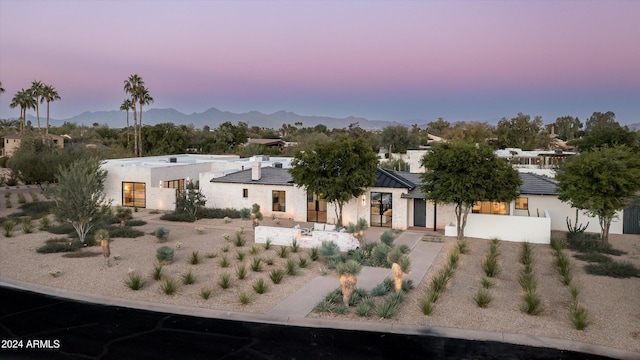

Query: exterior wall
338;187;409;230
203;182;306;221
103;165;153;207
514;194;623;235
445;212;552;243
254;226;359;251
406;150;428;173
2;134;64;157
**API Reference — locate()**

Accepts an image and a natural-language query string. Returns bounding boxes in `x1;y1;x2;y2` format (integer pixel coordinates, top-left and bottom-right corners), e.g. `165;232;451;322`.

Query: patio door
414;199;426;227
307;193;327;223
370;192;392;227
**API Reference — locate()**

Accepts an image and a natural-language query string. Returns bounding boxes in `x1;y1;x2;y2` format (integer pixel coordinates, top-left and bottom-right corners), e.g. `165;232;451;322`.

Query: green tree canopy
420;142;522;240
380;125;419;154
290;136;378;226
496;113;548;150
52;157;111;243
555;146;640;246
569;112;638;151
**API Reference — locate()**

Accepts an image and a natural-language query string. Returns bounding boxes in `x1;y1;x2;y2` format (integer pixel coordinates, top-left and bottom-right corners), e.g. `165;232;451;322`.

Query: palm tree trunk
45;101;50;138
132;102;138;156
138;105;143;156
126;111;130;148
35;103;42;141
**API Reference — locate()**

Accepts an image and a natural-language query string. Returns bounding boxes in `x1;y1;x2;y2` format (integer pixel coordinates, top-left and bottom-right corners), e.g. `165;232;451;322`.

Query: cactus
156;246;174;264
567;209;589;234
155;226;170;242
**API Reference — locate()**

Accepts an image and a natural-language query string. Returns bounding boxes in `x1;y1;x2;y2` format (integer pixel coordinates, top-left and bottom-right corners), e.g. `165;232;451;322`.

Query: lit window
272;191;286;212
515;197;528;210
472;201;509;215
243;189;248;198
122;182;146;208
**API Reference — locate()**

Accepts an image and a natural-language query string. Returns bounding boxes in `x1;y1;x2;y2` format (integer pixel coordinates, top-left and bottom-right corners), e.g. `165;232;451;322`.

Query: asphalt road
0;286;614;360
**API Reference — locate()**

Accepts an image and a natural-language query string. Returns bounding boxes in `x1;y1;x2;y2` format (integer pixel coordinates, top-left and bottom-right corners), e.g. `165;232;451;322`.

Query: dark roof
518;172;558;195
210;167;293;186
374;168;416;189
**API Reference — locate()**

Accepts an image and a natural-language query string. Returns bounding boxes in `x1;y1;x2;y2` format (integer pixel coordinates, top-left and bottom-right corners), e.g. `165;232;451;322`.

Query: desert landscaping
1;186;639;355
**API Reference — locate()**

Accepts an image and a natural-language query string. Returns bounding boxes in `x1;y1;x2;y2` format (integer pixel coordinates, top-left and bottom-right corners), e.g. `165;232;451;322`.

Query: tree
10;88;36;135
584;111;617;133
51;157;111;243
569;112;637;151
555;146;640;246
30;80;45;140
420;142;521;241
7;135;61;188
123;74;144;156
41;84;61;138
380;125;419;155
175;181;206;220
426;118;451;137
550;116;582;141
120;99;134;149
290;136;378;227
496;113;547;150
135;85;153;156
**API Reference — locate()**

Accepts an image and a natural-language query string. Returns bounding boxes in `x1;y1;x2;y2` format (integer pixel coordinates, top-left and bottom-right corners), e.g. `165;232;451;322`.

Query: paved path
268;230;444;318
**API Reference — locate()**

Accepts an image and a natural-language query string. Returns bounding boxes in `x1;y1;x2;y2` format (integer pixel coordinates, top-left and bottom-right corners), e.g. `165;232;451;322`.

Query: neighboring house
246;138;286;151
1;133;65;157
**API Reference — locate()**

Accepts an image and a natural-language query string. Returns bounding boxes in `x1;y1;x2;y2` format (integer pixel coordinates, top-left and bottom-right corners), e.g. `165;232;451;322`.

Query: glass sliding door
122;182;146;208
370;192;392;227
307;193;327;223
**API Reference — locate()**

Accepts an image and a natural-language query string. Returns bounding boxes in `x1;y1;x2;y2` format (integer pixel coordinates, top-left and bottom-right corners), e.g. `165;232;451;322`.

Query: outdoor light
361;195;366;206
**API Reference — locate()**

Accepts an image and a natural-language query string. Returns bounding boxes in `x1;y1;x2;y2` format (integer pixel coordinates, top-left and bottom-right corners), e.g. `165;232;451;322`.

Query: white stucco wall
445;212;552;243
254;226;360;251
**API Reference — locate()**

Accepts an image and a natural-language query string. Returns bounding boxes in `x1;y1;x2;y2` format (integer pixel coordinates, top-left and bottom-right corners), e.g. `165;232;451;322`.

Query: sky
1;0;639;125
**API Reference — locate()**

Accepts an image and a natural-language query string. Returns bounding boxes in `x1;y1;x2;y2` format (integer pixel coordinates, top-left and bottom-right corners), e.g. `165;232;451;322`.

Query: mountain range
27;107;403;131
24;108;640;131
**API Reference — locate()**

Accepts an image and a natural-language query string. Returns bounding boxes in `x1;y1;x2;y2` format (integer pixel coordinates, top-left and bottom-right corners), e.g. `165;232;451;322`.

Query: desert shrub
238;291;252;305
198;207;242;219
319;241;341;263
189;251;200;265
181;270;196;285
269;269;285;284
309;247;319;261
567;233;626;255
520;291;544;315
297;256;308;268
109;227;145;238
252;278;269;294
233;231;246;247
200;288;212;300
124;272;146;290
481;277;495;289
264;257;274;265
386;247;403;264
380;230;395;246
401;279;414;292
376;296;400;319
355;302;372;317
45;223;75;235
160;278;178;295
156;246;175;263
371;283;390;297
277;246;289;258
219;255;230;268
518;271;538;294
2;220;16;237
584;261;640;278
16;201;55;219
474;288;493;308
39;215;51;229
263;238;272;250
17;193;26;204
152;265;163;280
335;304;349;314
155;226;170;241
235;263;247;279
160;212;195;222
217;272;233;289
574;253;611;263
236;250;246;261
482;253;501;278
290;238;300;253
519;242;533;266
418;297;435;315
315;299;333;312
372;243;391;267
124;219;146;227
239;208;251;219
21;217;34;233
250;257;263;272
249;245;260;255
5;199;11;208
570;304;590;330
285;258;298;275
36;238;81;253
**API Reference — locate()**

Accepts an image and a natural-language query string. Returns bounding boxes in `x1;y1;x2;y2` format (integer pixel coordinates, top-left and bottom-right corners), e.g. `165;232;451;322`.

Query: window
243;189;249;198
122;182;146;208
472;201;509;215
370;192;392;227
272;190;286;212
307;193;327;222
164;179;185;190
515;197;528;210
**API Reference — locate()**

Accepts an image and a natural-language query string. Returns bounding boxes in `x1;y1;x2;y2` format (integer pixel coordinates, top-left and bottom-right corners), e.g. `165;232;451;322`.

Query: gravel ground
1;199;639;354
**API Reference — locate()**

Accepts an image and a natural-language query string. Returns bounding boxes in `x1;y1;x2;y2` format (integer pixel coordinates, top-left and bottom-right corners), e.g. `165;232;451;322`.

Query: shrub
124;219;146;227
252;278;269;294
156;246;175;263
233;231;246;247
584;261;640;278
205;252;217;259
569;283;581;302
239;208;251;219
269;269;285;284
570;304;590;330
355;302;372;317
297;256;308;269
155;226;170;241
217;272;233;289
160;278;178;295
324;289;341;303
200;288;212;300
181;270;196;285
473;288;493;308
285;258;298;275
219;255;230;268
277;246;289;258
235;263;247;279
336;259;362;276
5;199;11;208
37;238;81;253
573;253;612;263
236;250;246;261
380;230;395;246
152;265;163;280
39;215;51;229
520;291;544;315
372;243;391;266
371;283;390;297
45;223;75;235
481;277;495;289
250;245;260;255
264;257;274;266
376;297;400;319
315;299;333;312
263;238;272;250
18;200;56;219
319;241;341;263
250;257;263;272
124;272;146;290
189;251;200;265
22;217;34;234
160;212;196;222
309;247;319;261
418;297;435;315
290;238;300;253
335;304;349;314
221;245;230;253
519;242;533;266
518;272;538;294
481;254;501;277
29;192;38;201
108;227;145;238
115;206;132;226
401;279;414;292
238;291;251;305
2;220;16;237
17;193;26;204
386;247;403;264
198;207;242;219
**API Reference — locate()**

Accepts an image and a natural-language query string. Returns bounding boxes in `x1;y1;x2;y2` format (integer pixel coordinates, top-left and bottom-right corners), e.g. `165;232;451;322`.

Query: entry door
623;206;640;234
414;199;426;227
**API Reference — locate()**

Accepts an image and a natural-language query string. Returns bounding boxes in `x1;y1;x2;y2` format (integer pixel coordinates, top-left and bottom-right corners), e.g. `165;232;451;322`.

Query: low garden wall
254;226;360;251
444;211;552;244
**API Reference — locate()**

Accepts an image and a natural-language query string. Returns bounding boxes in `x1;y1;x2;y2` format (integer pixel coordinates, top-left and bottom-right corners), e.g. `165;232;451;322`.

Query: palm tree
135;85;153;156
41;84;61;138
0;119;19;137
123;74;144;156
10;89;36;136
30;80;45;140
120;98;134;148
0;81;5;94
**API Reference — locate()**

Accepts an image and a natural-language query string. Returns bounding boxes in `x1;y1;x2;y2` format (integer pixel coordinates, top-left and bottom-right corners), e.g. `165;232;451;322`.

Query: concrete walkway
267;230;444;318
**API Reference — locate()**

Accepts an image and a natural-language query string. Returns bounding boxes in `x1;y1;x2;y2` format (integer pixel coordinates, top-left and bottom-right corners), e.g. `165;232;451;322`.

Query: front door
307;193;327;223
414;199;426;227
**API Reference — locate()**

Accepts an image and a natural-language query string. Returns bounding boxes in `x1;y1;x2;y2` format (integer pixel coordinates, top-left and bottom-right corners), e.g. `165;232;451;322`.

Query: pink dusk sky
1;0;639;125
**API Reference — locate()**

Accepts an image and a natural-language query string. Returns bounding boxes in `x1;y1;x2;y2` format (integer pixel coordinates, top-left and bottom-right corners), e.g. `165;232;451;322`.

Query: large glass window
307;193;327;223
122;182;146;208
472;201;509;215
515;197;528;210
272;190;286;212
370;192;392;227
164;179;184;190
